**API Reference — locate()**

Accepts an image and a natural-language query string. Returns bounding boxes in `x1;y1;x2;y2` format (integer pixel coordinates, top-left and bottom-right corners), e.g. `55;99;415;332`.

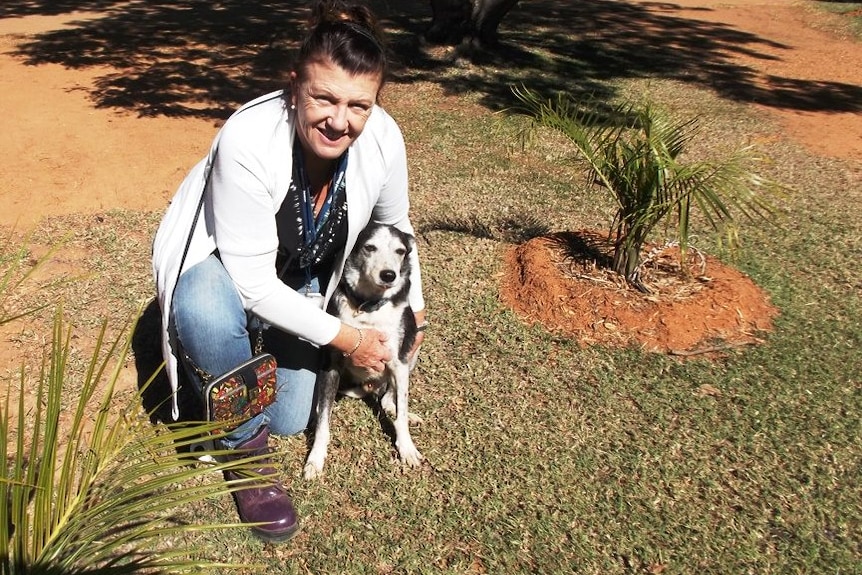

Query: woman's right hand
332;324;390;372
349;327;391;372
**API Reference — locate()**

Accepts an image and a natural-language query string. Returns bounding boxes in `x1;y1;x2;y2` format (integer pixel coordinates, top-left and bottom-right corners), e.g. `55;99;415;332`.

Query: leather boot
223;425;300;542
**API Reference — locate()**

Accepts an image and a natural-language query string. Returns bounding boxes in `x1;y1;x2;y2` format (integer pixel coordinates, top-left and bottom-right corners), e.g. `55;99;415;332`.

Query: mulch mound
499;231;779;356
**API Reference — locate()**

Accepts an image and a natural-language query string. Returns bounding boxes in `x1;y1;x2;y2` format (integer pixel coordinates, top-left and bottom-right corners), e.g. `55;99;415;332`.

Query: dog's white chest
349;305;401;329
349;306;403;354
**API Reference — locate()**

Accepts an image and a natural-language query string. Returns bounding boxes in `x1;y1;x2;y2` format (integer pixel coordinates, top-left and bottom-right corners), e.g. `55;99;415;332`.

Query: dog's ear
356;222;378;246
396;228;415;255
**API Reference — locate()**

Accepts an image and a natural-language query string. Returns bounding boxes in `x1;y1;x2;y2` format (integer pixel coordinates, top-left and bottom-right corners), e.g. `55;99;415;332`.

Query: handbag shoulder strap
175;91;286;283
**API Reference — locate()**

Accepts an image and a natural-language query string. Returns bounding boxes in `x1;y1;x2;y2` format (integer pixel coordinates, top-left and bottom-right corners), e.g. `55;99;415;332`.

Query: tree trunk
426;0;471;45
426;0;520;48
471;0;520;47
613;231;650;293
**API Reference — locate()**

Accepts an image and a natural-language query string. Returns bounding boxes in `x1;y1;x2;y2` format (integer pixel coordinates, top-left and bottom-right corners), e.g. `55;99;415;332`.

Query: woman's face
291;59;382;164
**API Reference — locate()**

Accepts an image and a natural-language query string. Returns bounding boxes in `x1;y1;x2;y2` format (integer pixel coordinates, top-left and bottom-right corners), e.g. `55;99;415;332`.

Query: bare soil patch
501;232;779;355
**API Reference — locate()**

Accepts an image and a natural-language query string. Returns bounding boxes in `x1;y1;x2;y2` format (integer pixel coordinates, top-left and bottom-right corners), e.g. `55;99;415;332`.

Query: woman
152;0;425;542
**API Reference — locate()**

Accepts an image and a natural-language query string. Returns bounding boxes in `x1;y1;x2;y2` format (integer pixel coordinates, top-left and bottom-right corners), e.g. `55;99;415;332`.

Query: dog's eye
363;245;377;253
395;248;406;256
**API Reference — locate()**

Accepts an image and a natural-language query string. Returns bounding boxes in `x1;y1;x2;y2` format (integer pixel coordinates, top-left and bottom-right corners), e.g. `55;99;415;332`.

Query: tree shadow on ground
418;213;551;244
4;0;861;119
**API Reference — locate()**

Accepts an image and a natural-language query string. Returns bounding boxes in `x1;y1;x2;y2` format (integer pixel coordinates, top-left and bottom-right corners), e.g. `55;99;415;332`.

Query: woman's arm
209;115;343;347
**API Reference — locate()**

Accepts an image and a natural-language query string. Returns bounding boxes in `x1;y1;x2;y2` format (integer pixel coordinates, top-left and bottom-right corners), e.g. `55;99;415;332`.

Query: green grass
813;2;862;38
5;103;859;573
3;4;862;575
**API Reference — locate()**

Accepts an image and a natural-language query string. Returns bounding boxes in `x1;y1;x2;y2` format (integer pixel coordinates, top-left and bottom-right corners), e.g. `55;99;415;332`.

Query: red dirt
500;233;779;355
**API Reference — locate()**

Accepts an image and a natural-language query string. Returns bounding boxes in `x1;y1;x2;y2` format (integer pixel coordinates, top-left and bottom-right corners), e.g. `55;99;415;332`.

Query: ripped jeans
171;254;321;444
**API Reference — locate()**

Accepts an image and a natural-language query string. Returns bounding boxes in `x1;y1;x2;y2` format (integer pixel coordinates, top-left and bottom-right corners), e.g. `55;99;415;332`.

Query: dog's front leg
382;385;424;425
304;367;340;480
391;363;423;467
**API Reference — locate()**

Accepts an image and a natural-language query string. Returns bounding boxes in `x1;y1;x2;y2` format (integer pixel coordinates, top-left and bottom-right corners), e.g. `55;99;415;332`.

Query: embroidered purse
202;353;278;423
181;327;278;424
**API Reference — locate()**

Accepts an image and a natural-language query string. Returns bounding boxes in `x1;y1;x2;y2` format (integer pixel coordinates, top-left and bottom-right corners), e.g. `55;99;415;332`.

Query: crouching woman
151;0;425;542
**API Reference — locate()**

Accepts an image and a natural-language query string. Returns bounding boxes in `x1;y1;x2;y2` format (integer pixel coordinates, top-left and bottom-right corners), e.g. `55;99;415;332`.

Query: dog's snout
380;269;397;284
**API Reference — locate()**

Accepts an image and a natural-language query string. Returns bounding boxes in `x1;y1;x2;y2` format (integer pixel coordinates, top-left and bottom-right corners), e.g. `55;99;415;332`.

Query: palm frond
1;306;272;574
510;86;786;282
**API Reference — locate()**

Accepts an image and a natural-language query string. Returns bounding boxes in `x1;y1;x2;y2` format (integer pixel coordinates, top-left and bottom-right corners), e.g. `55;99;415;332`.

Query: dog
303;223;423;480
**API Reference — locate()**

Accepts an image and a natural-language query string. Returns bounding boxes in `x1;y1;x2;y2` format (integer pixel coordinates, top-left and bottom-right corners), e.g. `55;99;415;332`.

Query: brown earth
500;232;779;355
1;0;861;360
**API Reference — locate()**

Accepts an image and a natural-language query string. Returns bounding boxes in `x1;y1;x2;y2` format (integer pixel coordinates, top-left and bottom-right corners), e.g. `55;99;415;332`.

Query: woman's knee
173;254;251;373
173;255;246;336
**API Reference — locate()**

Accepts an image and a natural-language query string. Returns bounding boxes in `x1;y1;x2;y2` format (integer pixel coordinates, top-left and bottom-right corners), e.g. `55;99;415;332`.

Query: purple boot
223;425;299;542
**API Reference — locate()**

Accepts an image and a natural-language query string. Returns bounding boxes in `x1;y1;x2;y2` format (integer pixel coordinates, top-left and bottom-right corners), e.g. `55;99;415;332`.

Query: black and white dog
304;223;423;480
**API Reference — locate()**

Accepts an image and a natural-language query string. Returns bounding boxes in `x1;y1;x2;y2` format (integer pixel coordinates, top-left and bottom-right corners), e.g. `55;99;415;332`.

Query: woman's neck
304;155;336;195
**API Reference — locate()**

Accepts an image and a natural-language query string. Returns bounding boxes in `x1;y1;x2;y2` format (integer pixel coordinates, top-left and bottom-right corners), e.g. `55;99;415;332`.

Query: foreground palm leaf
512;87;782;290
1;308;274;574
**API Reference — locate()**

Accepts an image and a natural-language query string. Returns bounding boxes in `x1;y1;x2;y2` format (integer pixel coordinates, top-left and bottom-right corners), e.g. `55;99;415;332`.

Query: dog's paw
382;407;423;425
397;442;424;468
303;460;324;480
401;449;424;468
303;450;326;480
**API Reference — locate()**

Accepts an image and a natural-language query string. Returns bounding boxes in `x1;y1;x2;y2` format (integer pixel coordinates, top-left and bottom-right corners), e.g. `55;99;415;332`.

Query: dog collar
356;298;388;313
342;283;389;314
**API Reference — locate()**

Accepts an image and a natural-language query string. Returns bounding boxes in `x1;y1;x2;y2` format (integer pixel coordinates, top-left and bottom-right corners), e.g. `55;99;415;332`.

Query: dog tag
305;292;325;309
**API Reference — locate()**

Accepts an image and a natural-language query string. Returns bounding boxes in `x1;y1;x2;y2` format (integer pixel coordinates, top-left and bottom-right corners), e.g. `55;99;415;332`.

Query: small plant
0;234;54;327
1;247;271;574
512;87;782;291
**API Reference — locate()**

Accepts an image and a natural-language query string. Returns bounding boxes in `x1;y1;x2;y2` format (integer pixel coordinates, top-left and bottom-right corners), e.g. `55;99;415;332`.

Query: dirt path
0;13;219;231
656;0;862;161
1;1;860;233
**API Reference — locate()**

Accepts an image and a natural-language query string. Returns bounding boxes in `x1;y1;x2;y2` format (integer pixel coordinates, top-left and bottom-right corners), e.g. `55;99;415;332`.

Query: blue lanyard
294;144;348;289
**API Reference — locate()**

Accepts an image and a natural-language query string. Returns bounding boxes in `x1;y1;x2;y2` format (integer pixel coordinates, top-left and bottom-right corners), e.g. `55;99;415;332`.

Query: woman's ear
288;71;298;108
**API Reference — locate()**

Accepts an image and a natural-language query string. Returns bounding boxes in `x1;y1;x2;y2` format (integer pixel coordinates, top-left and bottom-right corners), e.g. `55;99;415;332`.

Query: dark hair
292;1;388;86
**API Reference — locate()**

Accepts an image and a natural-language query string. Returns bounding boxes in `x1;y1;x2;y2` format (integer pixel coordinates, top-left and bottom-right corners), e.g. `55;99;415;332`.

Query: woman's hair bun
310;0;377;32
288;0;388;88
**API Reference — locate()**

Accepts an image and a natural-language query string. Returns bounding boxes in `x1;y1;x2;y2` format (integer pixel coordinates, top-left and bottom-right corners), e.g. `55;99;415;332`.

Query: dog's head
342;223;414;301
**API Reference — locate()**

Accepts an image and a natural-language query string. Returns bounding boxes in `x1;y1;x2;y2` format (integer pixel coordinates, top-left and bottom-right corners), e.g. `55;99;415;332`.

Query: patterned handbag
183;328;278;424
202;353;278;423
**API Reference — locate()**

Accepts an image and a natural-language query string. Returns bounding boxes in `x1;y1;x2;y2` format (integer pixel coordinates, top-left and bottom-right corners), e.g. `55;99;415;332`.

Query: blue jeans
171;254;320;441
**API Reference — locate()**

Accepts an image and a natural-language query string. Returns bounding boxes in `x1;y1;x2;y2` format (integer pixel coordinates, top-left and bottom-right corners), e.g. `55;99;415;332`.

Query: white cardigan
152;91;424;419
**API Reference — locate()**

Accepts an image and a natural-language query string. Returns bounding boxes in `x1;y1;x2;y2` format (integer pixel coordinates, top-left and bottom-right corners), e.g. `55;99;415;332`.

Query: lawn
2;1;860;574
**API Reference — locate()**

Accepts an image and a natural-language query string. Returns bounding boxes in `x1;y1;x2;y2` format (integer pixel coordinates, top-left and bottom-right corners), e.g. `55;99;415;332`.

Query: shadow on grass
549;230;615;270
419;213;551;243
131;298;205;425
4;0;861;119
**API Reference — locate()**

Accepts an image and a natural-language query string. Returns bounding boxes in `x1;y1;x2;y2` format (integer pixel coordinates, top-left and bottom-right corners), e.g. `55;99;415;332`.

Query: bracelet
343;328;364;357
416;322;428;332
